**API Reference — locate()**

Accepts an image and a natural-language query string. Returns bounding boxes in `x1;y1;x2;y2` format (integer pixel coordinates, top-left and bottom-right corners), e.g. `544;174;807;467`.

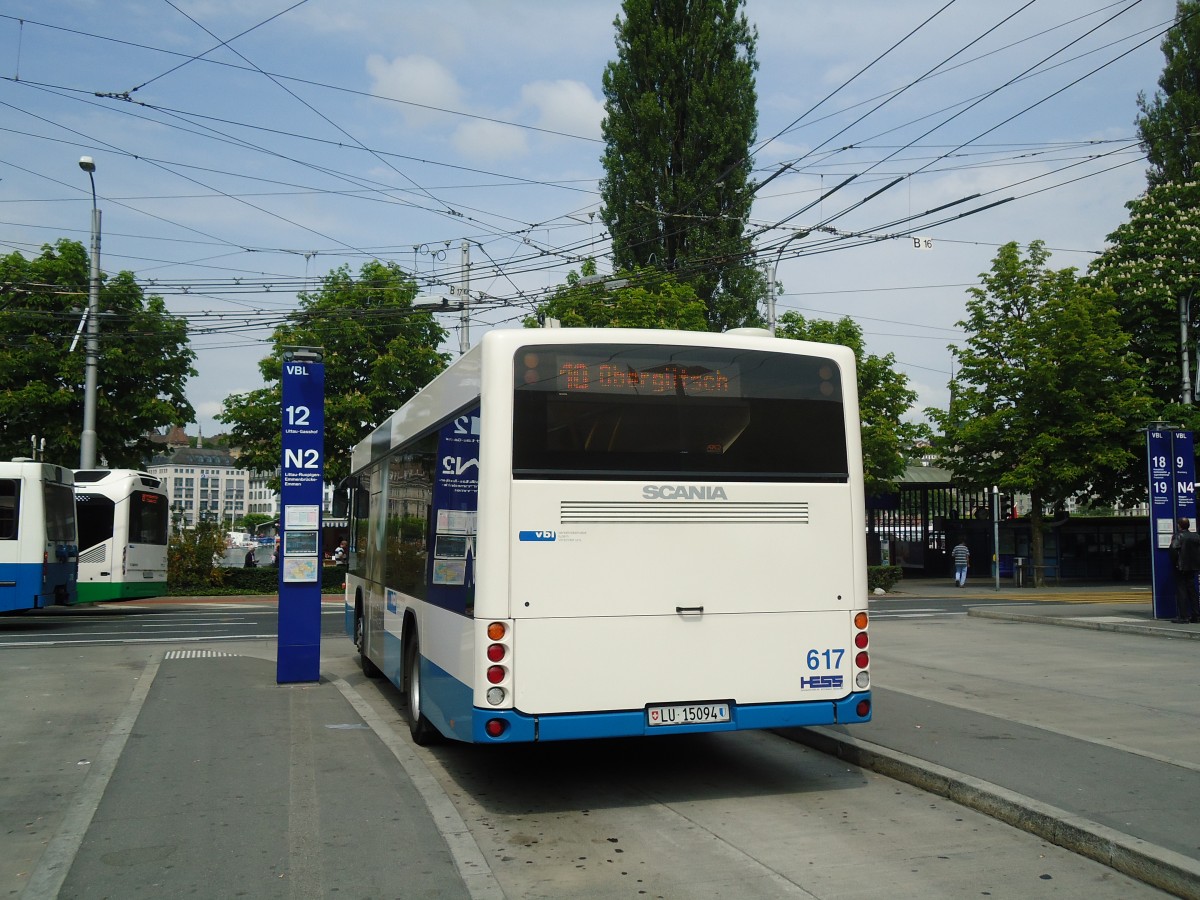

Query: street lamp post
79;156;101;469
765;229;809;336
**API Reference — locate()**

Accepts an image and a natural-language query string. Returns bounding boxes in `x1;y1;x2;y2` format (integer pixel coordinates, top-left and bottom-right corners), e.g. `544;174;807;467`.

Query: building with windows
148;446;248;529
247;469;281;520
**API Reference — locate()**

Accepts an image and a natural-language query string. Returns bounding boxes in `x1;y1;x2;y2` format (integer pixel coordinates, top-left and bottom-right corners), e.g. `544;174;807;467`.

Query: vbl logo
800;675;843;689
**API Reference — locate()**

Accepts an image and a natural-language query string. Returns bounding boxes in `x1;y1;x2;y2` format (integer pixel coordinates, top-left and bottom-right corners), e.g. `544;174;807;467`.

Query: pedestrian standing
1168;517;1200;624
951;536;970;588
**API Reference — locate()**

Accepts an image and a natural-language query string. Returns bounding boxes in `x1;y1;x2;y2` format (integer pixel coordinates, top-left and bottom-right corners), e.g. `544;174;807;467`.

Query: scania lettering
342;329;871;745
642;485;729;500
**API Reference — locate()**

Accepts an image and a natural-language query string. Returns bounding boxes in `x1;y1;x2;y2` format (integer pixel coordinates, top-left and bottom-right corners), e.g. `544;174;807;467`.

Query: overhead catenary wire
0;0;1171;398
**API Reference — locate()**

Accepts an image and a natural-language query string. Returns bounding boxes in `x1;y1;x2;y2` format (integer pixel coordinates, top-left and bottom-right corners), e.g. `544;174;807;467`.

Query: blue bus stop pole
277;349;325;683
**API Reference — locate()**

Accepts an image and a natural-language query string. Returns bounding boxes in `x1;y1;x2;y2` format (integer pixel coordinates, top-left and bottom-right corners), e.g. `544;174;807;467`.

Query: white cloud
452;120;529;162
365;54;465;127
520;80;605;141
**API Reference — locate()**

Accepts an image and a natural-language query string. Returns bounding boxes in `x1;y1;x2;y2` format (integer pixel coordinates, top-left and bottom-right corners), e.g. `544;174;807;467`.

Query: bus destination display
522;351;741;397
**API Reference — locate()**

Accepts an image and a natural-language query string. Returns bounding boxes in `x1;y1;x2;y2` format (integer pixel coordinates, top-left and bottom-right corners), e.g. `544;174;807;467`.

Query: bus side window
0;479;19;540
333;476;362;519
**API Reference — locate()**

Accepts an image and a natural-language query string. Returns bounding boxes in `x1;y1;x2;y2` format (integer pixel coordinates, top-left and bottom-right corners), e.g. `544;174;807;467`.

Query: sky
0;0;1178;440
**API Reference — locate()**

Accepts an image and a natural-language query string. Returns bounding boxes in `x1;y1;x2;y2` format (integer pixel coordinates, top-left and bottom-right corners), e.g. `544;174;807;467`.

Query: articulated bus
74;469;170;602
343;328;871;744
0;459;78;612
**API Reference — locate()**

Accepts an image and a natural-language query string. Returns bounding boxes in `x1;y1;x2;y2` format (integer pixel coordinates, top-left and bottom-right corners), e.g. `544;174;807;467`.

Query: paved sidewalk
887;576;1200;640
14;586;1197;899
778;574;1200;899
18;649;487;900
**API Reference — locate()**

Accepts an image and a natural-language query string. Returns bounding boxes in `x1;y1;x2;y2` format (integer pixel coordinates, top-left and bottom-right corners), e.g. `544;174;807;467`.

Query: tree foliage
775;312;928;495
1136;1;1200;187
0;239;195;467
217;260;449;485
600;0;764;332
1090;179;1200;431
525;260;709;330
930;242;1153;584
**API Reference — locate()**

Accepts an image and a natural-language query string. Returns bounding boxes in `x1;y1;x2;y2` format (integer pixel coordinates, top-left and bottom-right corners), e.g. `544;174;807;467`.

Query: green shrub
167;520;228;593
167;561;348;596
868;565;902;593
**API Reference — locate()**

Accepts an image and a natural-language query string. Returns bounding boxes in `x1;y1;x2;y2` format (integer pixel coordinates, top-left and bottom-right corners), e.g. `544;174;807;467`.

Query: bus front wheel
356;611;381;679
404;634;437;745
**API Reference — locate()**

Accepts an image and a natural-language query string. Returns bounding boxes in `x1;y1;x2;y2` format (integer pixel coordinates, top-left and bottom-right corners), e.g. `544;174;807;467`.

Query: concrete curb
781;726;1200;900
968;607;1200;640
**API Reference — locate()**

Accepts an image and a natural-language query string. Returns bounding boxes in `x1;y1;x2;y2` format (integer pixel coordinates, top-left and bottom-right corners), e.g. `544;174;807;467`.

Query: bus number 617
807;648;844;670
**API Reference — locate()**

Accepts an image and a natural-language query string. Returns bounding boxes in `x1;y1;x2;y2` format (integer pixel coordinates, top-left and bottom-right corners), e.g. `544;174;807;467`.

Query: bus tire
404;634;437;746
356;611;382;679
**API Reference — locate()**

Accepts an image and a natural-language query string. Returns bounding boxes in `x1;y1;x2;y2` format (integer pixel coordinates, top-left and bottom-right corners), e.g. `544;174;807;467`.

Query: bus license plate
647;702;730;727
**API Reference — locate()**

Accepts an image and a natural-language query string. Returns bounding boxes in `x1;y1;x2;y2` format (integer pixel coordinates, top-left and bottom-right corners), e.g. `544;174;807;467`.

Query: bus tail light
485;719;507;738
856;699;871;717
853;610;870;689
482;621;512;703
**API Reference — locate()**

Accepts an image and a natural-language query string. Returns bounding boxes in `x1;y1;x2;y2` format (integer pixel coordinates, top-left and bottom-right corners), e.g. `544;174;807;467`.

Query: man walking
951;536;970;588
1169;517;1200;624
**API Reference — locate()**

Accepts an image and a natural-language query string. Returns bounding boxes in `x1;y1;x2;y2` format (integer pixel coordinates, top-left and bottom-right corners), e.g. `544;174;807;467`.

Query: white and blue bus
74;469;170;602
343;328;871;744
0;459;79;612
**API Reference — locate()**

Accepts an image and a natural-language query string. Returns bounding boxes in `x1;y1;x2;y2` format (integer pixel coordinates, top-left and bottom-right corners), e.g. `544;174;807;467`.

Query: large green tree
930;242;1153;585
0;239;194;467
1090;180;1200;431
1136;1;1200;187
600;0;763;332
218;260;449;485
526;261;709;330
775;313;928;495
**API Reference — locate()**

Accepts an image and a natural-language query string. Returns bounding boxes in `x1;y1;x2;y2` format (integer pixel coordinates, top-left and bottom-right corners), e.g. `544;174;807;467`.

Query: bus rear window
512;343;848;480
43;482;77;543
129;491;169;545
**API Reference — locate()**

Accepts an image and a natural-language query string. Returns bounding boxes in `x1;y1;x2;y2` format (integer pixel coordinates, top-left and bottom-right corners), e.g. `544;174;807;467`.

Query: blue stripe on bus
364;632;873;743
0;561;76;612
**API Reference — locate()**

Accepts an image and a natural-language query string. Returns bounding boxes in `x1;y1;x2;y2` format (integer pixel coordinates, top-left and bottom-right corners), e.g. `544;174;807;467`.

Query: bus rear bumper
471;692;872;743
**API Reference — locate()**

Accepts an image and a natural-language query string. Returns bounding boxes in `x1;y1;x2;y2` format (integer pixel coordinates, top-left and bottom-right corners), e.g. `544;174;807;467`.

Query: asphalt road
3;590;1195;898
0;597;346;648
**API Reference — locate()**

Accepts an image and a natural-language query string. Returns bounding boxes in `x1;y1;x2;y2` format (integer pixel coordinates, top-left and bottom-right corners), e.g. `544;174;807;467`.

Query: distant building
148;445;248;529
148;427;341;533
247;468;281;521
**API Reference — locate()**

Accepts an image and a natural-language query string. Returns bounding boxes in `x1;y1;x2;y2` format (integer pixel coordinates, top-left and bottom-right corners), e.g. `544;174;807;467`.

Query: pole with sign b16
277;346;325;683
1146;426;1196;620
